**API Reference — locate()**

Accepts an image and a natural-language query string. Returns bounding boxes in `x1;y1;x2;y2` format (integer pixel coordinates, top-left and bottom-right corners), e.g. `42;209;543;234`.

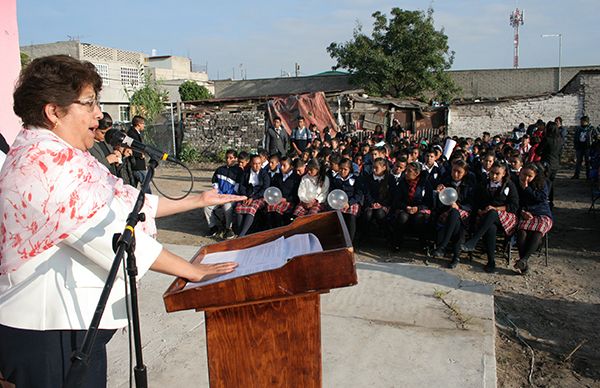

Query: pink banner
0;0;22;146
267;92;338;135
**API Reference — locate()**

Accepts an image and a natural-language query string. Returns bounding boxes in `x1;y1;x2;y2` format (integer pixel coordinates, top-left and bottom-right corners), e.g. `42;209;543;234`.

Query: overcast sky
17;0;600;80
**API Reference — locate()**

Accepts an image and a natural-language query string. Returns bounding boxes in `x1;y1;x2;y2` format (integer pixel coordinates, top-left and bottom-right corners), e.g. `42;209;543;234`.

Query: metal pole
170;103;176;156
558;34;562;90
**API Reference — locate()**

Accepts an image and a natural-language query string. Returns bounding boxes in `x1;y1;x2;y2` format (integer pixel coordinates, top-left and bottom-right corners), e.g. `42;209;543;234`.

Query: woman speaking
0;55;244;387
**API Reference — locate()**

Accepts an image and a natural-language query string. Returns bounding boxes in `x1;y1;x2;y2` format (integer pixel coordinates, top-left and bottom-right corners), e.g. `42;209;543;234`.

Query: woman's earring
53;121;58;129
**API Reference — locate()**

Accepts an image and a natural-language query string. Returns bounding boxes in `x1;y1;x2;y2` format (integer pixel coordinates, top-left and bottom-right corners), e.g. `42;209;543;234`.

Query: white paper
184;233;323;289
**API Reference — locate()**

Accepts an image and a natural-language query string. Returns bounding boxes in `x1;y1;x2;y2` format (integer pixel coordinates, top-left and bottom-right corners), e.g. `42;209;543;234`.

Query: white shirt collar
373;174;385;181
249;170;260;186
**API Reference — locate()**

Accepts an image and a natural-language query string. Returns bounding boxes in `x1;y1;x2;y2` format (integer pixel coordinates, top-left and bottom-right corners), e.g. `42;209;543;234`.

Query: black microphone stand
64;158;159;388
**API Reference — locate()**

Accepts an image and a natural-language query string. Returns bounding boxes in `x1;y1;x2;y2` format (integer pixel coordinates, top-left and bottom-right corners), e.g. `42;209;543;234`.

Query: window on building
94;63;109;86
119;105;130;122
120;66;140;86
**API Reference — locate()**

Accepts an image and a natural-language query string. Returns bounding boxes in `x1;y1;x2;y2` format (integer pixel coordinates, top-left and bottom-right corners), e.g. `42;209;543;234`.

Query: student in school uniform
508;153;523;186
234;154;271;237
391;162;434;249
266;156;300;228
330;158;363;241
267;153;281;179
359;158;393;243
294;158;330;217
461;161;519;273
422;148;444;187
204;149;243;239
513;163;553;274
431;160;476;268
473;152;496;184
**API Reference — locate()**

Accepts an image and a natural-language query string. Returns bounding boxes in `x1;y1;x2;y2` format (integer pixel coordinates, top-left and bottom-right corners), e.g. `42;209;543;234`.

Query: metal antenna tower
509;8;524;68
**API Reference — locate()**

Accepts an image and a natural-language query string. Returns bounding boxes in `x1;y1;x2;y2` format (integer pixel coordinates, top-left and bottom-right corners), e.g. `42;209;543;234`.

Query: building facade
21;40;145;123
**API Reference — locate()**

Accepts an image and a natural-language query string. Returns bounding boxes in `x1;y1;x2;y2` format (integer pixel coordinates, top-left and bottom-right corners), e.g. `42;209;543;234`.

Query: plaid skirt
267;199;294;215
293;201;324;217
477;210;517;236
438;208;470;224
518;215;553;235
341;203;361;216
235;198;266;216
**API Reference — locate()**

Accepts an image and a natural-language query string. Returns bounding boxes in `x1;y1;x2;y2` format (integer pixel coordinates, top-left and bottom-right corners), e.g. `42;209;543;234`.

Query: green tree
327;7;458;101
128;75;169;123
178;80;213;101
20;52;30;67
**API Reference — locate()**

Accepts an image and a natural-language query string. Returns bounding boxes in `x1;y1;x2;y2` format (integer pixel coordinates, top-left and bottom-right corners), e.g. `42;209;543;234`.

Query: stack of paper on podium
185;233;323;288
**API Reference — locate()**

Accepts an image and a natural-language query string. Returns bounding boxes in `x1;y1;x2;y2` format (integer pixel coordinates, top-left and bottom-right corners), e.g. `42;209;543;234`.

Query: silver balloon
439;187;458;206
264;186;283;205
304;184;318;202
327;189;349;210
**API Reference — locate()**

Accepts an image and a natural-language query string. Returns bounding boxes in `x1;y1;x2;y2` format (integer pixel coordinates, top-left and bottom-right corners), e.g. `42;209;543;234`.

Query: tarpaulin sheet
266;92;338;135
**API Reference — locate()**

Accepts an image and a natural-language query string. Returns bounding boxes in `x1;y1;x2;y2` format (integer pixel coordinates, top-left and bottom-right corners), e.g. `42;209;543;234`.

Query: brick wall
183;110;266;157
448;94;582;164
582;73;600;124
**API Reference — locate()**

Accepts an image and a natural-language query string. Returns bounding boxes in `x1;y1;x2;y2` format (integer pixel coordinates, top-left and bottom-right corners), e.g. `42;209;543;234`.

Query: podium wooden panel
163;211;357;387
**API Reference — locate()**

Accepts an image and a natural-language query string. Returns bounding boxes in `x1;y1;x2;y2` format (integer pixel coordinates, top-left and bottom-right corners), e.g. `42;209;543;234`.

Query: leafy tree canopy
327;7;458;101
129;75;169;123
178;80;213;101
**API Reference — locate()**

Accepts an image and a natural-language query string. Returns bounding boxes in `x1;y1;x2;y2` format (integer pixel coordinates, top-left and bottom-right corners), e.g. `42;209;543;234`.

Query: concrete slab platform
107;244;496;387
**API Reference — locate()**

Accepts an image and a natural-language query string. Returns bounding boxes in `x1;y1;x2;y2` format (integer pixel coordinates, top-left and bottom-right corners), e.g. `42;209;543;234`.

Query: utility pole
509;8;524;68
542;34;563;91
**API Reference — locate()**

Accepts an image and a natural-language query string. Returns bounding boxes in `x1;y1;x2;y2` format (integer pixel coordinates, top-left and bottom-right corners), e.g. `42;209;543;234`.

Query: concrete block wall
582;73;600;124
184;110;265;157
448;94;581;138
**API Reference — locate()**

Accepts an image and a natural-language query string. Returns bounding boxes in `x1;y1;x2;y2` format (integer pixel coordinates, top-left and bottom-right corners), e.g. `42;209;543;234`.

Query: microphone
105;129;179;163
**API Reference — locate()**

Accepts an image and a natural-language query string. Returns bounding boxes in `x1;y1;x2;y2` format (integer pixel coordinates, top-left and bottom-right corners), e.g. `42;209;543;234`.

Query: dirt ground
152;164;600;388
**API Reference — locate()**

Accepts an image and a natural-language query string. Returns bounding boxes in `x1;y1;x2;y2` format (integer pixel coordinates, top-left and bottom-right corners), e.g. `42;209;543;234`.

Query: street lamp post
542;33;563;91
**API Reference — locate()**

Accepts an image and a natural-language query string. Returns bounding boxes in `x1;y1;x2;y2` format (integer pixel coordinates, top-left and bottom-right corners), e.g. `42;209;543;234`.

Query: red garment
407;179;419;204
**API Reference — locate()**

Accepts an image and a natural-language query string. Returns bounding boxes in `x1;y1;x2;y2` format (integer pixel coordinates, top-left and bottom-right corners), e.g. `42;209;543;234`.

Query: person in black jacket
537;121;563;209
234;154;271;237
127;115;150;193
461;161;519;273
331;158;364;241
514;163;553;274
266;156;300;228
391;162;434;249
431;160;476;268
359;158;392;244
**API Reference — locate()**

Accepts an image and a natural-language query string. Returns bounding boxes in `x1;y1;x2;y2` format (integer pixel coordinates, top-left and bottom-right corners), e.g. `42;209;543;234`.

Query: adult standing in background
572;116;598;179
264;116;289;157
89;112;120;176
0;55;244;387
127;115;151;192
538;121;562;208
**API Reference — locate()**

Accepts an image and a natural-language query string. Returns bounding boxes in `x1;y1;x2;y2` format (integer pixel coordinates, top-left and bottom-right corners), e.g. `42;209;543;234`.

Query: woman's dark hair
490;161;509;183
545;121;559;138
98;112;113;130
13;55;102;128
339;157;353;170
306;158;327;187
521;162;547;190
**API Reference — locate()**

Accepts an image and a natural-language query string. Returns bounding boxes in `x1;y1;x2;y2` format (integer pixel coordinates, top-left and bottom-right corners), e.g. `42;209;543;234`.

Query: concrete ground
107;243;496;388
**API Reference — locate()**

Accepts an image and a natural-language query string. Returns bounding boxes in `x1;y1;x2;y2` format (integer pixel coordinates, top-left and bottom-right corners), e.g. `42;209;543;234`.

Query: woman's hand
436;184;445;192
188;262;239;282
199;188;247;208
372;202;382;209
156;189;246;218
406;206;418;215
451;202;460;210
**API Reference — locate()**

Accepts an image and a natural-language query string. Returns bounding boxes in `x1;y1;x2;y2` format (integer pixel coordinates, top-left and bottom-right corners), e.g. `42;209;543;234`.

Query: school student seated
267;153;280;179
391;161;434;249
473;151;496;184
204;149;243;239
422;147;444;187
461;161;519;273
234;154;271;237
294;158;330;217
431;160;476;268
266;156;300;228
330;158;363;241
359;157;393;242
514;163;553;274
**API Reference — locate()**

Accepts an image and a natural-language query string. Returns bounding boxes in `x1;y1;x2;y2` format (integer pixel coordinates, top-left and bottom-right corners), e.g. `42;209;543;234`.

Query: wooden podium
163;211;357;387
